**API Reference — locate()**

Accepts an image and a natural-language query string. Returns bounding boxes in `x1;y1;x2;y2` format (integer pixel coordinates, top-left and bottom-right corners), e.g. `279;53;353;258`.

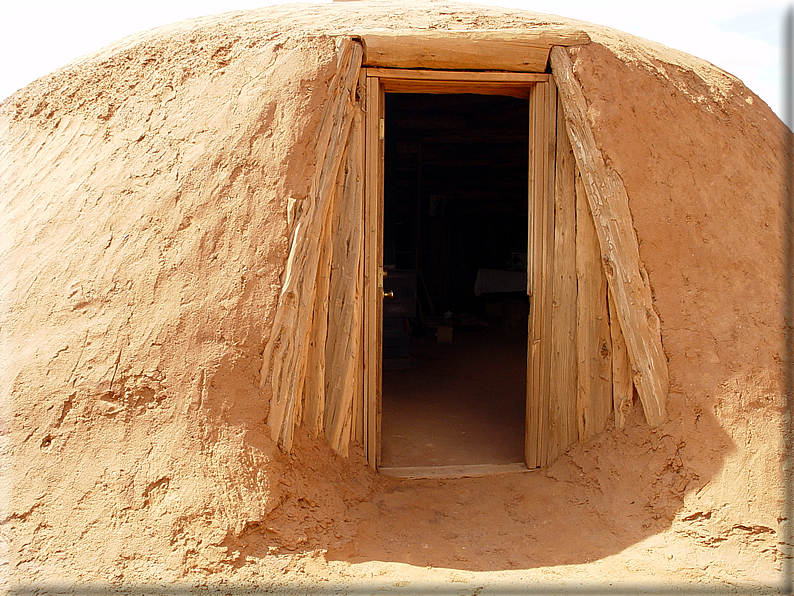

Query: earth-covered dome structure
0;1;785;590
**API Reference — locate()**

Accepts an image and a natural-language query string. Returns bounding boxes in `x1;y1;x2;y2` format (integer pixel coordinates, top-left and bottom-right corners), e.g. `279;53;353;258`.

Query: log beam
354;29;590;72
550;46;668;426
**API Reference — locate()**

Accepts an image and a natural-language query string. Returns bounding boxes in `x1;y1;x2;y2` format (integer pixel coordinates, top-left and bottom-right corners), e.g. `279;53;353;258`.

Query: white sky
0;1;788;117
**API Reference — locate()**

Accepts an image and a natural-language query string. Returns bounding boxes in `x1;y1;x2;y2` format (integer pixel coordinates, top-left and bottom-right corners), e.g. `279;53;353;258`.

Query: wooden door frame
362;68;555;471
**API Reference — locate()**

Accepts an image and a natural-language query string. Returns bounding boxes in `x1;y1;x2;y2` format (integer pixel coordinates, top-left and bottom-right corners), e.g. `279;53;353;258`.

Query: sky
0;0;788;118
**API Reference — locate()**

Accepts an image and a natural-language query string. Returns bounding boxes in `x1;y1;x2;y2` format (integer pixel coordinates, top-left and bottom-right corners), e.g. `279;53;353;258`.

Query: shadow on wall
231;395;733;573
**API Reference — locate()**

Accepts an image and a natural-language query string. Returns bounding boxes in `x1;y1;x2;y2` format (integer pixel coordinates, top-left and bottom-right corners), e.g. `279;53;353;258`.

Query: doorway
362;70;554;471
379;92;530;469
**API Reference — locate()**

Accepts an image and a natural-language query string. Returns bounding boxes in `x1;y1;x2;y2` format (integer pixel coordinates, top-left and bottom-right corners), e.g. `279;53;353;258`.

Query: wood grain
261;39;364;451
366;68;549;82
547;92;578;464
609;294;634;430
381;80;532;98
550;46;668;427
575;172;613;442
526;79;557;468
355;29;590;72
323;104;365;455
363;74;384;469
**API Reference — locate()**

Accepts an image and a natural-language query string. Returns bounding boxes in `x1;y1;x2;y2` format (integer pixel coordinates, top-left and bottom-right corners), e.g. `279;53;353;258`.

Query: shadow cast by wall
228;395;736;573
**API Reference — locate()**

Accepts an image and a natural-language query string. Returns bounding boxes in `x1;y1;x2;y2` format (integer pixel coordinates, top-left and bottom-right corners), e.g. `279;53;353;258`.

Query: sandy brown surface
381;327;527;468
0;1;786;593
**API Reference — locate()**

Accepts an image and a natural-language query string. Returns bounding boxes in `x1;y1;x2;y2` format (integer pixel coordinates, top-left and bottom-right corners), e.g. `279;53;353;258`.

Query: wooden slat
546;91;578;465
352;69;367;447
525;79;557;468
575;172;613;442
540;79;558;466
609;294;634;430
366;68;550;82
261;39;364;451
301;184;335;435
525;82;544;468
381;80;531;98
550;46;668;427
379;463;532;479
323;104;365;455
363;75;384;470
374;80;385;469
355;29;591;72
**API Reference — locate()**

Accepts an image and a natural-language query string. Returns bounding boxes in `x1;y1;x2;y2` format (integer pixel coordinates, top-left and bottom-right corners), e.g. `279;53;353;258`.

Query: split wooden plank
324;105;365;455
546;91;578;465
321;144;349;446
575;172;613;442
351;68;368;447
300;193;334;435
351;345;364;444
363;74;384;469
381;80;532;98
354;29;590;72
525;79;557;468
365;68;550;83
302;156;342;434
261;39;364;451
379;463;532;479
609;294;634;429
525;80;545;468
550;46;668;427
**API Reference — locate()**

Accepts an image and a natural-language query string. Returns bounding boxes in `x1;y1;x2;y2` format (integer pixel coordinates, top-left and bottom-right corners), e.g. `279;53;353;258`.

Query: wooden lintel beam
352;29;590;72
366;68;550;82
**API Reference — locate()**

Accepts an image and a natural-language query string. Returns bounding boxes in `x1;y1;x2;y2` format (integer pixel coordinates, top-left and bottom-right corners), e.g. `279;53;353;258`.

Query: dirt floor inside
382;324;526;468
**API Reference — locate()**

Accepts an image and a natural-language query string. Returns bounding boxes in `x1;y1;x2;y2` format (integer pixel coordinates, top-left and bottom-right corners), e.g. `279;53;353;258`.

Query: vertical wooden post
351;69;368;447
547;91;578;464
323;100;365;455
364;74;384;470
575;172;613;442
302;182;335;435
526;78;557;467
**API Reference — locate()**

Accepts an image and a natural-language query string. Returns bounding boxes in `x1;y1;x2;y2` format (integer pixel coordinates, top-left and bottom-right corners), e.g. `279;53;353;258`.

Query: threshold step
378;462;535;479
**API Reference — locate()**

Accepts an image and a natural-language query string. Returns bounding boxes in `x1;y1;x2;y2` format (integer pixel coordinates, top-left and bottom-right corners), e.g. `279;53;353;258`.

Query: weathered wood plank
351;68;368;447
365;68;550;83
550;46;668;427
575;172;613;442
540;79;558;466
363;74;384;469
381;80;531;98
525;81;545;468
261;39;364;451
609;294;634;429
547;92;578;464
324;105;365;455
526;79;557;468
355;29;590;72
301;189;335;435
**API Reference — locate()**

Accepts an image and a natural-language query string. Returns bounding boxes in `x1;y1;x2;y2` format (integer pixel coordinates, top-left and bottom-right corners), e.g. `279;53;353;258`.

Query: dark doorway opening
380;92;530;469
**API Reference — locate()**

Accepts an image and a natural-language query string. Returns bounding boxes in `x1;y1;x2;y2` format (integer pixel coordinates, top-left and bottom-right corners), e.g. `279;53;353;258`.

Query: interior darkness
381;93;530;468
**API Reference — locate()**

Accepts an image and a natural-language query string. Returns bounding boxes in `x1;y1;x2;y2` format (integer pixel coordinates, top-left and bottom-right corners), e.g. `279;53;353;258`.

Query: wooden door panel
526;79;557;467
364;75;385;470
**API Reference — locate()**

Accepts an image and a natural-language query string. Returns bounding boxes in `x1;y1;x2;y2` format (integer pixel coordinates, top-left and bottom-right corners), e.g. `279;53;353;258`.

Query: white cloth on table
474;268;527;296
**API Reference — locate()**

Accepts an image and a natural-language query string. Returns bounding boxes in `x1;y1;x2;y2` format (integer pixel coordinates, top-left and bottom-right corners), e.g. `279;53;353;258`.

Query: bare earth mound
0;1;786;592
